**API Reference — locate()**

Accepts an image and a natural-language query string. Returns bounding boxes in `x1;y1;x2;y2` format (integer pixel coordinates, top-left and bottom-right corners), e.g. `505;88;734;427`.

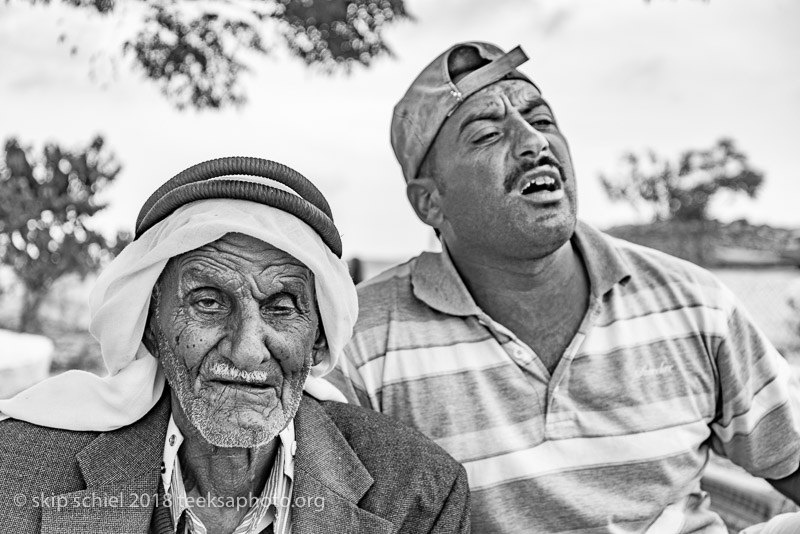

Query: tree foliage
0;136;130;332
17;0;409;110
600;138;764;222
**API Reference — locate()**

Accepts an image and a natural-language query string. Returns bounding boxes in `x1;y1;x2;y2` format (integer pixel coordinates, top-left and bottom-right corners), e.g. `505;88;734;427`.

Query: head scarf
0;198;357;430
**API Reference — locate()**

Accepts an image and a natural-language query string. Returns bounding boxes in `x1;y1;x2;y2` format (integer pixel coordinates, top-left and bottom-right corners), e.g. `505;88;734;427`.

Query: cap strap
455;46;530;102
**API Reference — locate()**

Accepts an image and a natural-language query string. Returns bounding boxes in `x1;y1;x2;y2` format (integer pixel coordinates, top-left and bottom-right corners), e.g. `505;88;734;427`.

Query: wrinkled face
147;233;324;448
429;79;578;260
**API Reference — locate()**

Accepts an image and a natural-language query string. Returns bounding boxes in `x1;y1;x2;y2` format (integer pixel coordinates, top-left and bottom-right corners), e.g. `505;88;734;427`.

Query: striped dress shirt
162;416;295;534
330;221;800;533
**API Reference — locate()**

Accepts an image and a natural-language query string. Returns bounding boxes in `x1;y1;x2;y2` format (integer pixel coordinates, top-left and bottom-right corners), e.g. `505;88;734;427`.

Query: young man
331;42;800;533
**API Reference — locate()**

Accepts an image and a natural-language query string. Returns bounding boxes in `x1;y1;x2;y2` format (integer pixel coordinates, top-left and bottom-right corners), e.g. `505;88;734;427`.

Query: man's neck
447;240;590;374
170;396;278;502
448;240;577;295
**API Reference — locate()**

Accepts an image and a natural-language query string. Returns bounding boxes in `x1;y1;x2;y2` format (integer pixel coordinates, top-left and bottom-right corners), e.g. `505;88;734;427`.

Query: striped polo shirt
330;221;800;533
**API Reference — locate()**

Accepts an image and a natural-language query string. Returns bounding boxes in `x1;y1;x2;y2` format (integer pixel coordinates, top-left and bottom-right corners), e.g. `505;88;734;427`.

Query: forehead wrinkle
258;268;312;286
476;81;544;112
187;262;313;304
455;83;545;135
256;260;312;286
176;260;247;296
506;82;541;100
256;254;308;275
517;95;550;114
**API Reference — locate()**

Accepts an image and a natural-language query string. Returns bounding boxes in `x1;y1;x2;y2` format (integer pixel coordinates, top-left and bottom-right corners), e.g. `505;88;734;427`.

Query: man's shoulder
355;255;419;302
0;417;98;460
601;230;724;289
351;253;442;331
0;393;170;493
318;399;461;472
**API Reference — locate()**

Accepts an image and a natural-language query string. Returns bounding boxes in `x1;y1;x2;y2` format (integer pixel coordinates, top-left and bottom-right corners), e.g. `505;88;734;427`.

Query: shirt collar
161;415;296;492
411;220;631;316
571;220;631;297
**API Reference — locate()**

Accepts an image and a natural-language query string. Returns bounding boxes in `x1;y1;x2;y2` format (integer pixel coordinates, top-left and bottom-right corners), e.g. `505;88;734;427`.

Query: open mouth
521;175;560;195
518;166;565;203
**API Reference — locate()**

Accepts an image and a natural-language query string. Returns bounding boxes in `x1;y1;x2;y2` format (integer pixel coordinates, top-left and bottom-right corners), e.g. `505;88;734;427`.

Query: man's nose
510;113;549;161
227;304;271;371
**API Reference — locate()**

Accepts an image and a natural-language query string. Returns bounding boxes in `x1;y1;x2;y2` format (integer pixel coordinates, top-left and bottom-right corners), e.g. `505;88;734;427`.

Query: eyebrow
178;266;225;288
458;96;551;135
179;267;312;303
458;102;504;135
518;96;550;115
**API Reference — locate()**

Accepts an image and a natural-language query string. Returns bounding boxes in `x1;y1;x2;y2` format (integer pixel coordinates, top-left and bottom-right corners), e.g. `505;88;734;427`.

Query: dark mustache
503;155;564;193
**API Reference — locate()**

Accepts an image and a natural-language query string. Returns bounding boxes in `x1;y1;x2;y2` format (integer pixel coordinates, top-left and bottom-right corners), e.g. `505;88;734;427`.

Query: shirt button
169;434;176;446
160;462;166;474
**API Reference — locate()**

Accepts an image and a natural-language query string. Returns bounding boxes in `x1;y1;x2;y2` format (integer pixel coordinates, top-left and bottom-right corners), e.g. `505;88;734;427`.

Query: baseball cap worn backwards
390;42;539;182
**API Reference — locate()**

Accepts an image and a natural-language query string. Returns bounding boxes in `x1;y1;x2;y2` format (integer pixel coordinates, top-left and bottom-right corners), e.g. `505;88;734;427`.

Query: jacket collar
412;220;631;316
292;395;394;534
75;390;171;488
46;390;393;533
293;396;373;501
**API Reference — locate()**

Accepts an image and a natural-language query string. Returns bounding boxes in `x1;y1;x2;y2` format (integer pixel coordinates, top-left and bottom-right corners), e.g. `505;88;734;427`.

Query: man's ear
406;178;445;228
311;323;328;367
142;319;158;358
142;285;161;358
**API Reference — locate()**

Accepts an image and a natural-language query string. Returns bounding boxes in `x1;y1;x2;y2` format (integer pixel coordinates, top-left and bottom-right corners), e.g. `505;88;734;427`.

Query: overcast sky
1;0;798;260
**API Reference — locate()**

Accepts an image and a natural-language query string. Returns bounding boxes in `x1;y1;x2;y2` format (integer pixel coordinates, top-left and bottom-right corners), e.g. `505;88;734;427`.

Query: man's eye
531;117;555;129
190;289;226;312
195;297;222;311
263;294;298;315
474;131;500;144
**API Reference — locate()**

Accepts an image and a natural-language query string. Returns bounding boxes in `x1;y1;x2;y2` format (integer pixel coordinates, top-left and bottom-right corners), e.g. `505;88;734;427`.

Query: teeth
522;175;556;190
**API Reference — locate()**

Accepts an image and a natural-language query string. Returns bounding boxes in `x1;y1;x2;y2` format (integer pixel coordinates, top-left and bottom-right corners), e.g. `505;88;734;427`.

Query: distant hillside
605;220;800;268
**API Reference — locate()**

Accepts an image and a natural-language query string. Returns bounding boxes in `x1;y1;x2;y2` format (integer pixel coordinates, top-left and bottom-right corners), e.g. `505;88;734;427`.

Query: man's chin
203;426;281;449
190;405;290;448
518;213;576;260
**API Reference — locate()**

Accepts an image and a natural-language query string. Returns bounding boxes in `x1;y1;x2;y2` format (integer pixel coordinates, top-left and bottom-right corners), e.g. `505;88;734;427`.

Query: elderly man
0;157;470;534
330;42;800;532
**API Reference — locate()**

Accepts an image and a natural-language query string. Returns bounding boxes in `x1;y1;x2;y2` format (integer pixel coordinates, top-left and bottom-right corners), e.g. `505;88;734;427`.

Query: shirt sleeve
709;284;800;479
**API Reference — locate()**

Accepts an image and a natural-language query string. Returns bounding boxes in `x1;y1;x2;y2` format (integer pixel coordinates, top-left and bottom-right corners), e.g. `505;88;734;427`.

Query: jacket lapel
40;392;171;534
292;397;394;534
39;393;393;533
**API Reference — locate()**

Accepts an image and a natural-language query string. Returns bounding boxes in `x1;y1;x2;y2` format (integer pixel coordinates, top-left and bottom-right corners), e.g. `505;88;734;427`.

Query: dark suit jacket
0;393;470;533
